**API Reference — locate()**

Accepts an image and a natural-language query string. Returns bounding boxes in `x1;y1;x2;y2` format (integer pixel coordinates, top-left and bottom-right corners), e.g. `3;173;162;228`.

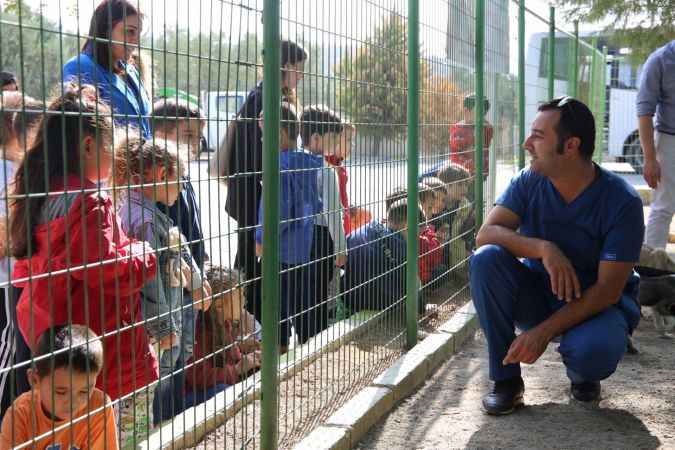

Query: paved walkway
357;315;674;450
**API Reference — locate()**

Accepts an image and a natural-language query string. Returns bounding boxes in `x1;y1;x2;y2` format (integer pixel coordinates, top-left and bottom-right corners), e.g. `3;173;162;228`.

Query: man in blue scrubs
470;97;644;415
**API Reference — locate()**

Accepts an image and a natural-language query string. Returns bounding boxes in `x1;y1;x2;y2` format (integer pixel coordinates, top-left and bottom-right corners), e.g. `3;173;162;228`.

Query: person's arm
503;260;634;365
636;52;662;188
0;402;29;450
477;205;581;301
323;167;347;266
639;116;659;188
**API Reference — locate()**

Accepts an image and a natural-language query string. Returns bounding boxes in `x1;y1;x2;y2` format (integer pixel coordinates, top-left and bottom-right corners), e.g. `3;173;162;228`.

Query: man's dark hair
0;72;17;88
152;98;204;133
35;325;104;378
280;40;308;68
538;97;595;159
464;93;490;114
299;105;344;147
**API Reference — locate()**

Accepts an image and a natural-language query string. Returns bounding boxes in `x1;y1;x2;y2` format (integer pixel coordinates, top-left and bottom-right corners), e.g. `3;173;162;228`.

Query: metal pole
548;6;555;99
518;0;525;169
260;0;280;447
406;0;420;350
571;20;579;98
589;36;598;161
599;45;608;163
475;0;485;228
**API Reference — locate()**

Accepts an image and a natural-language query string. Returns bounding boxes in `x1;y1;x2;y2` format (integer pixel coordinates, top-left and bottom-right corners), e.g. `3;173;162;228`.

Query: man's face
523;109;565;176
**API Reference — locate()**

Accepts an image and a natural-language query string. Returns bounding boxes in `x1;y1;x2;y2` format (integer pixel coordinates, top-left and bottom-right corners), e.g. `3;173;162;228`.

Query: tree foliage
556;0;675;63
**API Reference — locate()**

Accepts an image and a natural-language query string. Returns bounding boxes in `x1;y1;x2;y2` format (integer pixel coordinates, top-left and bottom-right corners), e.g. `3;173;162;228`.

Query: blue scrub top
63;52;152;138
496;165;645;294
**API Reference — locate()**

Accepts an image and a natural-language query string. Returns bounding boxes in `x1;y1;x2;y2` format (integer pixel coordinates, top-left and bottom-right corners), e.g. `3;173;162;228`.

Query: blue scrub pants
469;245;640;383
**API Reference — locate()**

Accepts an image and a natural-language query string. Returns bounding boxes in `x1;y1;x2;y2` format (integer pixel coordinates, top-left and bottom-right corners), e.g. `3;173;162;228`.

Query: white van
200;91;248;151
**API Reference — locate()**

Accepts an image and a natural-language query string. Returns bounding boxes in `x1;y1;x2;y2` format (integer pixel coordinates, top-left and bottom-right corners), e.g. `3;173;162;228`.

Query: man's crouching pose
470;97;644;415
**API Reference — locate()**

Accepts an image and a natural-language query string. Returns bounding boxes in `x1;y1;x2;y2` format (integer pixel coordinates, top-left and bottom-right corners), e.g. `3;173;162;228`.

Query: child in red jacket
418;185;445;287
185;265;261;401
8;85;159;445
449;93;494;176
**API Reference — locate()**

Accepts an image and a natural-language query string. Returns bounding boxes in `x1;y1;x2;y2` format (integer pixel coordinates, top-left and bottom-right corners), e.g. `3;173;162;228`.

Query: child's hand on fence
335;254;347;267
255;243;262;257
192;280;212;311
158;332;179;350
237;351;262;376
238;338;261;354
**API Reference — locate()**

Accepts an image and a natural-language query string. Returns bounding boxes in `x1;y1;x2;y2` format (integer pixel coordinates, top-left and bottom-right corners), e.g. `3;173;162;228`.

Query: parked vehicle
200;91;248;151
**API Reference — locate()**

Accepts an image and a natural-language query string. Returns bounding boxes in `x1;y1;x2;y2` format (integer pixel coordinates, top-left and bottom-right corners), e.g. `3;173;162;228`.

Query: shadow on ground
357;315;674;450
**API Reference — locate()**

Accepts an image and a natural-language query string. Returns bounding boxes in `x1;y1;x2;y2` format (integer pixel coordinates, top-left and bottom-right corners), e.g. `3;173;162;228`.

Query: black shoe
482;377;524;415
570;381;601;402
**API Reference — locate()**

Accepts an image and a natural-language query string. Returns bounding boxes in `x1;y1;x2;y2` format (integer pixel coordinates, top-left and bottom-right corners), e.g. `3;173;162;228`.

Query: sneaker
482;376;525;415
570;381;601;402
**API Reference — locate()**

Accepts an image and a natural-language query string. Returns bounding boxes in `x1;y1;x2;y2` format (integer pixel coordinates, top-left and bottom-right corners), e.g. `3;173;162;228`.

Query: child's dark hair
152;98;204;134
421;176;446;197
280;101;300;142
418;183;436;206
35;325;103;378
9;84;113;258
387;198;409;227
114;135;184;189
205;264;242;297
13;97;44;149
385;186;408;210
299;105;344;147
463;93;490;114
82;0;143;73
436;162;470;185
0;91;23;146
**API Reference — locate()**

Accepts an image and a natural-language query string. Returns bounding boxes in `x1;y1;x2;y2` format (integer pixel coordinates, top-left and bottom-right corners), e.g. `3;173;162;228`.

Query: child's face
309;132;340;156
446;183;469;202
82;135;113;183
30;367;98;421
166;120;204;159
212;286;244;323
335;128;354;161
146;167;182;206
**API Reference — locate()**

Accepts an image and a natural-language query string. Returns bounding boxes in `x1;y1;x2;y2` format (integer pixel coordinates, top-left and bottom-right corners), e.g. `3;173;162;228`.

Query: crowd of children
0;63;479;450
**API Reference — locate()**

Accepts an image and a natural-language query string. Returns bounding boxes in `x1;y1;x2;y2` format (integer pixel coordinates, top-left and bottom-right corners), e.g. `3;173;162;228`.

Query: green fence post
518;0;525;169
406;0;420;349
571;20;579;98
260;0;280;448
589;36;598;161
475;0;485;228
548;6;555;99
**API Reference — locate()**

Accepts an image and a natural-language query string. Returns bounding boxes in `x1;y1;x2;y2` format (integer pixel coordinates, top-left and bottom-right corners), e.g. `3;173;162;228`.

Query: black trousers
236;227;263;326
0;286;30;422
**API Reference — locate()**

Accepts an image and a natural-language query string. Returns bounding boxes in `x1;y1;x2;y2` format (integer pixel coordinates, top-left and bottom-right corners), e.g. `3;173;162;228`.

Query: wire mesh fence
0;1;608;449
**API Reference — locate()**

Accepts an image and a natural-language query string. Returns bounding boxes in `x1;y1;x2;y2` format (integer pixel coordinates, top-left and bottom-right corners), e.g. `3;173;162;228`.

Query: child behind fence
151;98;211;423
0;325;118;450
255;102;322;351
115;137;211;429
8;86;159;448
185;265;261;406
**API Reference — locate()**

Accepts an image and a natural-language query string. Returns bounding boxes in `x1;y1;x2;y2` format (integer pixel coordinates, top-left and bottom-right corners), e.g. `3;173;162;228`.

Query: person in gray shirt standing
637;40;675;248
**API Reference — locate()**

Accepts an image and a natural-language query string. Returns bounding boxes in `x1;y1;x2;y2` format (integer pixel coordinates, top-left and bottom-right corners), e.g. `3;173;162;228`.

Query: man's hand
503;328;551;365
643;158;661;189
541;242;581;302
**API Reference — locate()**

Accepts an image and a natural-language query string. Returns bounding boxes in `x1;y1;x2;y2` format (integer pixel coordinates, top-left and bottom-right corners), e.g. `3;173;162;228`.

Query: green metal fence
0;1;608;449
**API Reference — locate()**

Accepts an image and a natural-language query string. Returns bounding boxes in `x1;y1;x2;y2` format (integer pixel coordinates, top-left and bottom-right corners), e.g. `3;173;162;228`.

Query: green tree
1;0;79;100
335;12;409;156
556;0;675;63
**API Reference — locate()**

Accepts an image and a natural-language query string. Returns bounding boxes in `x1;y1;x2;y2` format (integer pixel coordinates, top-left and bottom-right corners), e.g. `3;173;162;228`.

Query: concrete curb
292;301;480;450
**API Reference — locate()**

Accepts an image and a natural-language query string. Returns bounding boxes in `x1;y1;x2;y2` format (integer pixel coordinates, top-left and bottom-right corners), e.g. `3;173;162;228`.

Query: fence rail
0;1;610;449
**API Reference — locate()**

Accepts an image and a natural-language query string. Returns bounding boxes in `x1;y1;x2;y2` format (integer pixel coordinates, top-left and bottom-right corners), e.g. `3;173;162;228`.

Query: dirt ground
357;312;675;450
